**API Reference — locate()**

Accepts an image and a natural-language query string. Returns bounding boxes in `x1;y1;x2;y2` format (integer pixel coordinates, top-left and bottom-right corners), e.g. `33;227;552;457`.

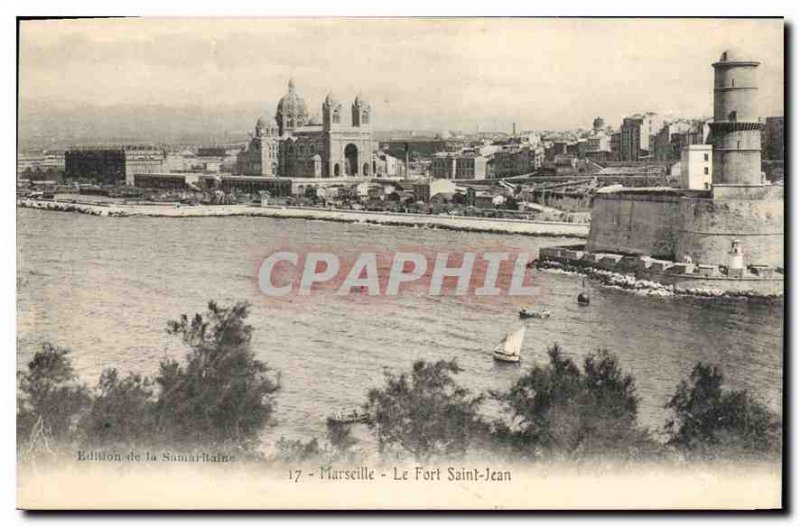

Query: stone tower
322;92;343;130
709;49;762;186
351;94;371;128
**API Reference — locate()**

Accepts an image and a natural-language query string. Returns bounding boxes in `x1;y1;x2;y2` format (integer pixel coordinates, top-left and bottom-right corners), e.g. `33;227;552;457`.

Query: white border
3;1;797;524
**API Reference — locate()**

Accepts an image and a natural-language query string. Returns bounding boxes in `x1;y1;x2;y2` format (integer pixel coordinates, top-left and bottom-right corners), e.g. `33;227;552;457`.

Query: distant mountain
17;100;263;151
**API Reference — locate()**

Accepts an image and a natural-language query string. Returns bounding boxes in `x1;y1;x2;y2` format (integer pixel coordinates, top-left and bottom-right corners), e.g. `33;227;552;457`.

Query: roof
717;48;758;64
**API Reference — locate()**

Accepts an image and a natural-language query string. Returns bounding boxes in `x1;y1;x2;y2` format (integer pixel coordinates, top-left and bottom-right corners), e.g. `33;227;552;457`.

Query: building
431;150;489;179
653;121;699;162
17;152;65;181
132;172;291;196
493;144;543;178
237;79;377;178
680;144;713;190
373;151;405;177
65;145;165;185
585;49;783;275
763;116;784;161
620;112;664;161
412;179;457;203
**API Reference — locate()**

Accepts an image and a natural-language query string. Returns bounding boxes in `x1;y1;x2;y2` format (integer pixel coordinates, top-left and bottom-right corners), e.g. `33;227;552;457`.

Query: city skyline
19;18;784;142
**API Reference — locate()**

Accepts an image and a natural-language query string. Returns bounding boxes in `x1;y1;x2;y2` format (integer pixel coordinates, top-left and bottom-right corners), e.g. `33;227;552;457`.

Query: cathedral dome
276;78;309;123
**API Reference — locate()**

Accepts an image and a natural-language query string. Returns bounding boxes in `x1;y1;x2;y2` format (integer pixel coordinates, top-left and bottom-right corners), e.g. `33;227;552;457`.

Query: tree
365;359;484;461
17;343;91;448
152;301;280;448
79;369;156;447
665;363;781;456
492;345;656;459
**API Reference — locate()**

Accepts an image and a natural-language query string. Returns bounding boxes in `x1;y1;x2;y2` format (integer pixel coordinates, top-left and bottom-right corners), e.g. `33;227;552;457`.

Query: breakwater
17;198;589;238
535;253;783;299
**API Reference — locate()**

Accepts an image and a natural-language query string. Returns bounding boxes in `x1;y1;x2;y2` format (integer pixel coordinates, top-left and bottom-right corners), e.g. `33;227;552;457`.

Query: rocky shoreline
533;258;782;300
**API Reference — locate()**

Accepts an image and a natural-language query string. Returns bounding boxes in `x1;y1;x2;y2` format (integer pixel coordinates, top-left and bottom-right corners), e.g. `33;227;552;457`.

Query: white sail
502;326;525;357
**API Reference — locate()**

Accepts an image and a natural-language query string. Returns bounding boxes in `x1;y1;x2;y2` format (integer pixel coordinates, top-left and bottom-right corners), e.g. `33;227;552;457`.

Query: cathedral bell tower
351;94;371;128
322;92;342;131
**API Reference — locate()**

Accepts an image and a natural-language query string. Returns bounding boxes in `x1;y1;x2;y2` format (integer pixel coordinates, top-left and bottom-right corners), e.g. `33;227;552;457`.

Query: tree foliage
79;369;156;447
152;301;280;447
17;343;91;447
492;345;657;459
365;359;485;461
665;363;781;456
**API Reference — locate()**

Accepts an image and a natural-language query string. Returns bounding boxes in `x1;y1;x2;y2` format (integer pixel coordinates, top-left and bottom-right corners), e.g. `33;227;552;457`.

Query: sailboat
493;326;526;364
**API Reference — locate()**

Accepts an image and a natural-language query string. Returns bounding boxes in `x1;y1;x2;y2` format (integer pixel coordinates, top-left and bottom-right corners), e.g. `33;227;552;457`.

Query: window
704;153;709;161
704;167;709;175
731;78;735;87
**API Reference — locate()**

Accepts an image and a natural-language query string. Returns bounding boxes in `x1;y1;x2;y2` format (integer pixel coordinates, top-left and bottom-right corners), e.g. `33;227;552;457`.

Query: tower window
704;153;709;161
731;78;735;87
704;167;709;175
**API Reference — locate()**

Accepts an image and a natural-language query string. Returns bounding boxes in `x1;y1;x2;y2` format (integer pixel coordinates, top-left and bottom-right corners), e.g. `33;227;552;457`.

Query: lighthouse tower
709;49;763;186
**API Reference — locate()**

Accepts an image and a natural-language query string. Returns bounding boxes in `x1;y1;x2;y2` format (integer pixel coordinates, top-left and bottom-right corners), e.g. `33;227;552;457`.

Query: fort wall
585;194;682;259
586;189;784;269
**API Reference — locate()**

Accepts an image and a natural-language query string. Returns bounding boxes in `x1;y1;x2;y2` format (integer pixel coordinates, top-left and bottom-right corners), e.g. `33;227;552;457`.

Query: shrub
492;345;658;460
665;363;781;457
17;343;91;449
151;301;280;448
78;369;156;447
365;359;484;461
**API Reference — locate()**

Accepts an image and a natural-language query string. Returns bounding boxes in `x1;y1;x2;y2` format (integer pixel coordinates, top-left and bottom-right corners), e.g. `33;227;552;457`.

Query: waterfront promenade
17;198;589;238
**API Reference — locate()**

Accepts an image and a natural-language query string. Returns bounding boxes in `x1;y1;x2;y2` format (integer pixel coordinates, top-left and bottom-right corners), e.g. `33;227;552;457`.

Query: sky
18;17;784;136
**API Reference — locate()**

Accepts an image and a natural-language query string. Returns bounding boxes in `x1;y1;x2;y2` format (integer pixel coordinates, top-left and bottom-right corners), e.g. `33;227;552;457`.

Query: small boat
519;308;550;319
327;408;370;424
493;326;526;364
577;278;591;306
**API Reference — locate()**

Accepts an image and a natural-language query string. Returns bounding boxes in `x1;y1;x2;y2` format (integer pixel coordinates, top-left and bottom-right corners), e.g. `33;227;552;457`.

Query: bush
151;301;280;448
78;369;156;447
665;363;781;457
492;345;658;460
365;359;485;461
17;343;91;450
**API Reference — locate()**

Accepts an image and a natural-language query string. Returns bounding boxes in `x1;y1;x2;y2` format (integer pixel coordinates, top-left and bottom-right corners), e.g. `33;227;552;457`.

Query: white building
680;144;713;190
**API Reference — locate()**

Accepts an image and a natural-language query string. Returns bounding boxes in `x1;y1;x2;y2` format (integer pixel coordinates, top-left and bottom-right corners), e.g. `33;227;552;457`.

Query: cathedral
237;78;377;178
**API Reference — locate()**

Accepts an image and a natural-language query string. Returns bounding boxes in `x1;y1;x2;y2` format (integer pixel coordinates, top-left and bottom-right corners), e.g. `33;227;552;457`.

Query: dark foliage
152;301;280;447
78;369;156;447
665;363;781;456
492;345;658;459
365;359;485;461
17;343;91;447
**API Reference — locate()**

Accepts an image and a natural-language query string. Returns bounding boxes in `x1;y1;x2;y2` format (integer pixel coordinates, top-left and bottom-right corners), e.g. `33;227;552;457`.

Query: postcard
16;17;784;510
